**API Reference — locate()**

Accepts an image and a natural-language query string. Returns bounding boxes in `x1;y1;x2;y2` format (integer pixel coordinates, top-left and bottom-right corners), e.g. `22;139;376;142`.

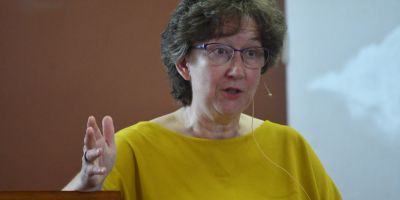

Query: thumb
102;116;115;148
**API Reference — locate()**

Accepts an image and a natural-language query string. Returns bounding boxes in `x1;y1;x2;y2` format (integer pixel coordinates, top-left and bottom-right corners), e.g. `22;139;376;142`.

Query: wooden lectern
0;191;121;200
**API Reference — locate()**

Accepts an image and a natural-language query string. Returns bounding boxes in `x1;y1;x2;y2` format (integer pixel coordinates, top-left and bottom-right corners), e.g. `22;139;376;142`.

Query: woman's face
184;18;262;117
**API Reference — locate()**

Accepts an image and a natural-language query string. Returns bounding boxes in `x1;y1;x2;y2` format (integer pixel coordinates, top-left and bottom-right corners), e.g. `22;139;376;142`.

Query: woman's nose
226;52;245;79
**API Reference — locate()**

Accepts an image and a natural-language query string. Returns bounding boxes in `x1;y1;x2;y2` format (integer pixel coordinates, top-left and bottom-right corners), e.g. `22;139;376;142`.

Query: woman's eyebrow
213;36;261;44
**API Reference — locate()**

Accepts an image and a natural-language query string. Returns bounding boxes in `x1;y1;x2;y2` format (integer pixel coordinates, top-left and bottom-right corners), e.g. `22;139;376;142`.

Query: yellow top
102;121;341;200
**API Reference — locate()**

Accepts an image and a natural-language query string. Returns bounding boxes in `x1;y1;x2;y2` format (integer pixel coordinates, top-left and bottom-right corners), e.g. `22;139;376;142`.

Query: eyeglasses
192;43;268;69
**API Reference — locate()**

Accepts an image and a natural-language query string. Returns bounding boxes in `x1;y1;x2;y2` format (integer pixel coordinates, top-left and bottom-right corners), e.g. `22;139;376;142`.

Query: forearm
62;173;83;191
62;172;103;191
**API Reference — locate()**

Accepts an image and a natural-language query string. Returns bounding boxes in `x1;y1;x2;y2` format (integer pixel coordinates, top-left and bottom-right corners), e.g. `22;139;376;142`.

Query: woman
64;0;342;199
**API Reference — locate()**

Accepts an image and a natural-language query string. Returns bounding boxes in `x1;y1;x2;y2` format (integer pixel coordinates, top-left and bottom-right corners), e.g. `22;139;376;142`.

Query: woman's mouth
224;88;242;94
222;87;243;99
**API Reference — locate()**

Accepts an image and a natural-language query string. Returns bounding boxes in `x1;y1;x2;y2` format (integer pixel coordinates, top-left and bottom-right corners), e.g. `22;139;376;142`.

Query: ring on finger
84;150;90;162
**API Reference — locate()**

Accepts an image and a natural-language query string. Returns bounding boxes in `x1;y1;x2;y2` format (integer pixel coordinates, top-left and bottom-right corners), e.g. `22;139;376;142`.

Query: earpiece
261;77;273;97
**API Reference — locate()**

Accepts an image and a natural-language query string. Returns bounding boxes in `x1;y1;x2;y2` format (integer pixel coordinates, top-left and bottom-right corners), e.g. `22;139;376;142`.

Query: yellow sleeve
302;136;342;200
102;131;138;200
275;125;342;200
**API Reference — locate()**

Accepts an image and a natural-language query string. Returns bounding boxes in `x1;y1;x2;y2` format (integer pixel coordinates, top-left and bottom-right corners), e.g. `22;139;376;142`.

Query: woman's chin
215;103;247;116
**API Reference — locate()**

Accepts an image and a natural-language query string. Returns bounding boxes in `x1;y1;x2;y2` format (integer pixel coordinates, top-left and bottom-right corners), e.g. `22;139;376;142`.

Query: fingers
82;135;106;175
83;115;115;154
84;127;97;150
84;148;103;163
87;116;102;140
102;116;115;148
85;164;107;176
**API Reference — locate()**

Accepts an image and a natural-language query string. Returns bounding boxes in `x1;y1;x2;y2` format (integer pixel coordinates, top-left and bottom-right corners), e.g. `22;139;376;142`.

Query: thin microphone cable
250;80;312;200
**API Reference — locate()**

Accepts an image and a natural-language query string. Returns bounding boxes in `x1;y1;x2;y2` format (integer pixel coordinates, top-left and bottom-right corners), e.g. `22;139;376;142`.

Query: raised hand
63;116;116;191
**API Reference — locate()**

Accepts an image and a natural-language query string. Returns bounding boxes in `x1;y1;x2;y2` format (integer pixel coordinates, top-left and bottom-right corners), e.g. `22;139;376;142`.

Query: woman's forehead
221;16;258;33
212;18;261;43
190;16;262;46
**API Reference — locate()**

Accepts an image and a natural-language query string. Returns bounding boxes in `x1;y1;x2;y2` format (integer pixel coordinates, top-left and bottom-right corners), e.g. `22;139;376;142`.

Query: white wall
286;1;400;199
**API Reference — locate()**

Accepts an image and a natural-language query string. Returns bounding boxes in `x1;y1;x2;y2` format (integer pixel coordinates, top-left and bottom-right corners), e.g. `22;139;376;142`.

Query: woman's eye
246;49;258;57
214;47;227;55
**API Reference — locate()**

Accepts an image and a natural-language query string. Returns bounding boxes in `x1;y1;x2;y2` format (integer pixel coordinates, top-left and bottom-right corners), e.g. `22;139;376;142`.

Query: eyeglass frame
191;43;269;69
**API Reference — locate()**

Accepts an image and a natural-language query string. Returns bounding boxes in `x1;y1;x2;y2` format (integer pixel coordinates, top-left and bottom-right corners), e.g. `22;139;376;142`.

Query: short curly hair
161;0;286;106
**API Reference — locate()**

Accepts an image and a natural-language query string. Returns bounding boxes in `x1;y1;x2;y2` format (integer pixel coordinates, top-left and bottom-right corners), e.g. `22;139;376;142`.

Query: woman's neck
177;107;243;139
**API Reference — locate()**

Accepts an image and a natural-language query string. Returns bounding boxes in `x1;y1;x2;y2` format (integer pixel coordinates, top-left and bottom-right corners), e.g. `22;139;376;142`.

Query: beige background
0;0;286;190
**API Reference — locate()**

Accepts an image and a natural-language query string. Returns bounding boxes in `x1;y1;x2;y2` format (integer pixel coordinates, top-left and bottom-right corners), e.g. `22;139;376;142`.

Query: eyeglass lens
205;44;266;68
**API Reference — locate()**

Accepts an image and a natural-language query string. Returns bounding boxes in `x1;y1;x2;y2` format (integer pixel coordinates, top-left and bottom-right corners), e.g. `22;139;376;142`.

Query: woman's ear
175;58;191;81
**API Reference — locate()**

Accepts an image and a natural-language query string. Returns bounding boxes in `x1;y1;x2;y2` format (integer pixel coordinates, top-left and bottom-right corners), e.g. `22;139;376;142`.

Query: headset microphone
261;77;273;97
